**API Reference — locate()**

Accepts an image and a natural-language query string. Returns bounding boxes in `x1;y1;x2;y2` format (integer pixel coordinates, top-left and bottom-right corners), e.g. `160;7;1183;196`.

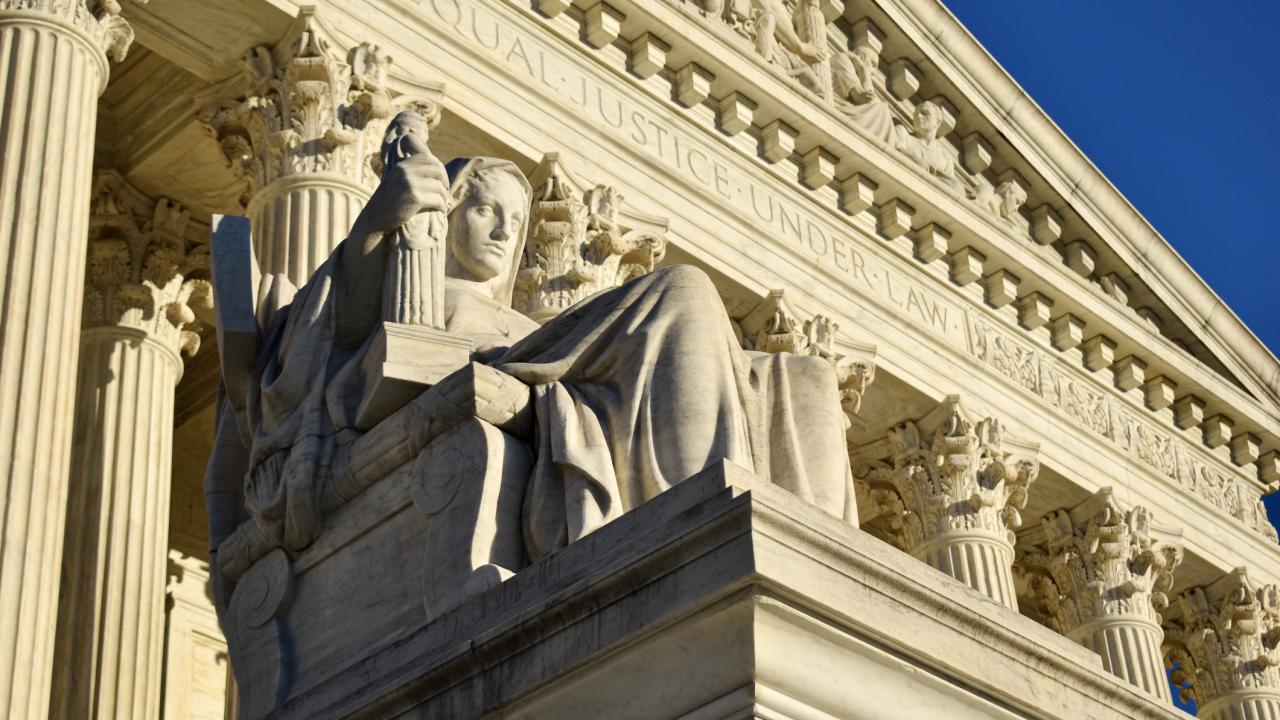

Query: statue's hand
351;151;450;240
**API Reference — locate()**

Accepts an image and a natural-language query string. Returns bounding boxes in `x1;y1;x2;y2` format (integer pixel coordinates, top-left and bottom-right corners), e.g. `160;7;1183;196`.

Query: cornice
886;0;1280;413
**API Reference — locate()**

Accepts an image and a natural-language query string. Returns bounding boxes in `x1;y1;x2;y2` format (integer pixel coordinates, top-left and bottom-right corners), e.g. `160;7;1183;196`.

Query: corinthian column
200;8;438;289
51;174;207;720
1165;569;1280;719
855;396;1039;609
0;2;139;717
1017;489;1184;702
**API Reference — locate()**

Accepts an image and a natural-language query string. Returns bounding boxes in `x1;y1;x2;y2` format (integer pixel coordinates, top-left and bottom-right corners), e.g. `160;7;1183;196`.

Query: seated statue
831;45;894;143
208;123;854;609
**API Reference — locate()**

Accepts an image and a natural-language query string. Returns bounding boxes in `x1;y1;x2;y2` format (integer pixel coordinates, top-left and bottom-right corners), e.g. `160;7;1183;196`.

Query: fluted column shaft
246;173;367;288
1072;619;1171;702
1198;691;1280;720
913;531;1018;610
0;8;108;718
53;328;183;720
1019;490;1183;704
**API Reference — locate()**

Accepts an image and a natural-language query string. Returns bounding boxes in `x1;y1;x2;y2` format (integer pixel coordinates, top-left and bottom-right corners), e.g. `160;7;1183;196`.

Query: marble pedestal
243;460;1186;720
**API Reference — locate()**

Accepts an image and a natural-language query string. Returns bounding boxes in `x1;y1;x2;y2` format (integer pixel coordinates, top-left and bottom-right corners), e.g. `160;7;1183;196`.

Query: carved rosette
855;397;1038;607
82;173;209;358
0;0;147;64
1164;569;1280;716
198;9;428;206
514;154;669;323
738;289;876;417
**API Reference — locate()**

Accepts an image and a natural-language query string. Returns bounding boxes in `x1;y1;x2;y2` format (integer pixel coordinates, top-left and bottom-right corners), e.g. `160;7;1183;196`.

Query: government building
1;0;1278;718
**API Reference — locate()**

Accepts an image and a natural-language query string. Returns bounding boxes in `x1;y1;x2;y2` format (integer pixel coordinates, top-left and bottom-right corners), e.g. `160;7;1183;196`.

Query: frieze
968;314;1275;541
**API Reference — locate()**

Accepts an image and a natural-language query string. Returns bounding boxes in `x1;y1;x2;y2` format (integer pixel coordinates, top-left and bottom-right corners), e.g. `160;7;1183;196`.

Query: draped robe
238;251;853;560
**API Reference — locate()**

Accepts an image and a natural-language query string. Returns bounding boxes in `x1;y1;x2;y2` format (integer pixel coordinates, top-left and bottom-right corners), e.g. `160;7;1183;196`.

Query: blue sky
943;1;1279;359
941;5;1277;710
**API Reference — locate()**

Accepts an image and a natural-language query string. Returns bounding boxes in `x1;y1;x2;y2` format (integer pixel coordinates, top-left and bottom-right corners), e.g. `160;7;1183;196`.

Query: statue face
913;102;942;137
447;173;527;283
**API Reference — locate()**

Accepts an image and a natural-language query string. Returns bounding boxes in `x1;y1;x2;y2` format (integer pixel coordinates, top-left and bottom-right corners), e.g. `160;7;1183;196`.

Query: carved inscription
969;315;1275;541
415;0;965;346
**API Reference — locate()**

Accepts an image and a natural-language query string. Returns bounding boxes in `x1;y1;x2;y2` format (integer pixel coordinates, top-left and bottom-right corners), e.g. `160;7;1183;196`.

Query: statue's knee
651;264;718;299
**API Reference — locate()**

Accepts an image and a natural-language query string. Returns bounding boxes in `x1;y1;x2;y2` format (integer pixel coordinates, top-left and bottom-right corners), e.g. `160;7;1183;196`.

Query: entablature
498;0;1280;493
294;0;1280;559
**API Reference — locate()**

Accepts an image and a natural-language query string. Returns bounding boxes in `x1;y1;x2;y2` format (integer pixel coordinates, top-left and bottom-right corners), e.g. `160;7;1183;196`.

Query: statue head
912;101;944;139
444;157;532;303
995;180;1027;219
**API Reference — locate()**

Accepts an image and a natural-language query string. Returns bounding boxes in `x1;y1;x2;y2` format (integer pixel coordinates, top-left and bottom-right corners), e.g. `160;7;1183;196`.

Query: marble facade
0;0;1277;718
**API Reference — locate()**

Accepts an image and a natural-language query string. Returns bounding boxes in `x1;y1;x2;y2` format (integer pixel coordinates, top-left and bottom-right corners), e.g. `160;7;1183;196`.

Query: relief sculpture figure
831;45;894;142
206;113;856;623
893;100;962;190
726;0;830;98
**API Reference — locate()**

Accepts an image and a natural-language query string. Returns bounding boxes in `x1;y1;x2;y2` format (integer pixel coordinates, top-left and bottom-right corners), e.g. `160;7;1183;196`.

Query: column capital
736;287;877;417
1016;489;1184;637
855;395;1039;552
515;153;670;324
83;172;209;360
1165;568;1280;710
197;6;442;207
0;0;146;67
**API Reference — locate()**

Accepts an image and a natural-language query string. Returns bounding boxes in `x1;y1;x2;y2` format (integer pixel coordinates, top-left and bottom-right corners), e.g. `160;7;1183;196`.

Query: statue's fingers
399;132;430;158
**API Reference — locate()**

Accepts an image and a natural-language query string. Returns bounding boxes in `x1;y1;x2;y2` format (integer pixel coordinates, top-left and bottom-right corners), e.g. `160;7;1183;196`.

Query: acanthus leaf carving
84;172;210;357
1016;489;1184;637
0;1;147;62
1164;569;1280;709
854;396;1038;553
737;289;876;417
197;8;425;207
513;153;669;323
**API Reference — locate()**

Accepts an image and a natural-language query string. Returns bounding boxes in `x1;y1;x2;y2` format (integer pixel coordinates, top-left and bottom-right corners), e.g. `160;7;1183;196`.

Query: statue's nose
491;221;515;242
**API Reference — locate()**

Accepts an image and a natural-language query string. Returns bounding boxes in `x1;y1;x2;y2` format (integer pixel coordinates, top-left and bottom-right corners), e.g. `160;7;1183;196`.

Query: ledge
273;463;1185;719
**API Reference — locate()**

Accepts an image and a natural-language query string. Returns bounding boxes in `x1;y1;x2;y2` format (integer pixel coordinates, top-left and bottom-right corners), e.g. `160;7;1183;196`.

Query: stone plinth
233;460;1178;719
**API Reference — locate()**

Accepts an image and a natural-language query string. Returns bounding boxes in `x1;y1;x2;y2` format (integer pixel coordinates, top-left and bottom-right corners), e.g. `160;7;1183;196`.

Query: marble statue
726;0;831;99
206;116;856;616
831;45;894;142
893;100;962;190
973;178;1028;224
